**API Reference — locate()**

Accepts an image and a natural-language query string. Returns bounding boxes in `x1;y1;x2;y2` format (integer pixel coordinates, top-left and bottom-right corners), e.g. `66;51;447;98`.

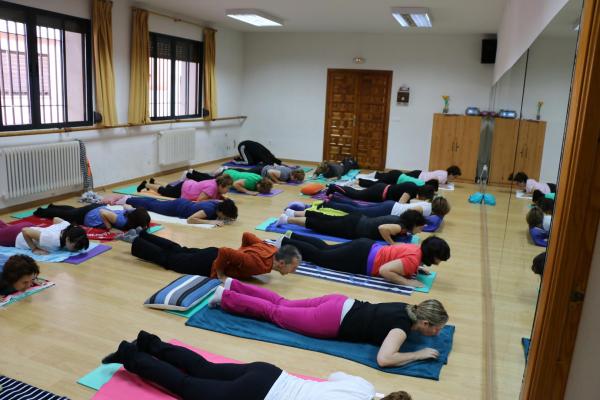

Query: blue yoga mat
186;307;454;380
522;337;530;360
256;218;418;245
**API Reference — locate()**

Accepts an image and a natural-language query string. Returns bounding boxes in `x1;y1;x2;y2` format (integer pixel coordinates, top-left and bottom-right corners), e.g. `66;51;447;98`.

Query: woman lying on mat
0;218;89;255
235;140;282;165
306;195;451;219
188;164;306;184
131;231;301;279
362;173;440;192
125;197;238;226
312;157;358;180
210;279;448;367
221;169;273;195
527;206;552;232
276;209;426;245
373;165;461;186
509;172;556;195
326;182;435;204
280;232;450;288
138;175;233;201
102;331;413;400
0;255;39;296
33;204;150;231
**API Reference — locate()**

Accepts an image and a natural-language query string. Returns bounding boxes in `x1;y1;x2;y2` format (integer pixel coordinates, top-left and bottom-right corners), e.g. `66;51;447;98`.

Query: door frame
522;0;600;398
322;68;392;170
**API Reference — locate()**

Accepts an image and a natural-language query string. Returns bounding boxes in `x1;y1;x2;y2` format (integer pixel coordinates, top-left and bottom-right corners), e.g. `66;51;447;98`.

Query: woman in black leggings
236;140;282;165
326;182;433;203
131;230;218;275
102;331;411;400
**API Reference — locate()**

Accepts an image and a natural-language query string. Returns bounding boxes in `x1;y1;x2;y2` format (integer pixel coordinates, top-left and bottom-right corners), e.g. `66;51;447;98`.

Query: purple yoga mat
64;244;112;265
311;192;375;206
229;188;284;197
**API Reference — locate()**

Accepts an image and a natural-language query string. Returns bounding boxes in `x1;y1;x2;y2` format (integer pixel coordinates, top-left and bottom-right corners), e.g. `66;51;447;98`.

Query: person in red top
280;233;449;287
131;231;301;279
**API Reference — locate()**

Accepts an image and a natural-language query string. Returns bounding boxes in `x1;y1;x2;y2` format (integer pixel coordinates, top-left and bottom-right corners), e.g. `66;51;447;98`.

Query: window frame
149;31;203;121
0;0;93;132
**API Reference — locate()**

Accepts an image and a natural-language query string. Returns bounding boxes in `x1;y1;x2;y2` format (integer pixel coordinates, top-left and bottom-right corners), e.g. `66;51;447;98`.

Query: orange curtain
128;8;150;124
203;28;217;119
92;0;118;126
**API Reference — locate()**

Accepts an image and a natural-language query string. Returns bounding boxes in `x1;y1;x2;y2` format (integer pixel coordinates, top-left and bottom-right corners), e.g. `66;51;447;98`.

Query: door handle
455;143;460;151
331;125;337;128
570;290;585;302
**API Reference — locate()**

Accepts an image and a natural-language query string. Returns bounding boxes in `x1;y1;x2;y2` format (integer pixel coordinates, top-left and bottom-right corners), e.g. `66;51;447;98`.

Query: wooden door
429;113;457;171
515;120;546;180
489;118;519;184
453;115;482;182
323;69;391;169
354;71;392;169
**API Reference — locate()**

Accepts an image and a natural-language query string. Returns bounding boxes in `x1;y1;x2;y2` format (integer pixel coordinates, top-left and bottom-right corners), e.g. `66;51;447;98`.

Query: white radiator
0;141;83;199
158;128;196;166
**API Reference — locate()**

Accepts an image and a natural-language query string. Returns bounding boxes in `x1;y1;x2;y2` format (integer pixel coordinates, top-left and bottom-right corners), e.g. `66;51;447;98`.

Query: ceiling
136;0;508;35
541;0;584;38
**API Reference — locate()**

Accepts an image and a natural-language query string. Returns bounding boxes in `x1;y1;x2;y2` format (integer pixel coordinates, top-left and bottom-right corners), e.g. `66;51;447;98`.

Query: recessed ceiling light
391;7;432;28
226;9;283;27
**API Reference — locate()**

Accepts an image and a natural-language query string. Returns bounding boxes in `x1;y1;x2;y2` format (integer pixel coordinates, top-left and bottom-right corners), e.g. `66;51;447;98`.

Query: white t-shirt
264;371;375;400
14;221;70;252
390;200;432;217
543;214;552;232
419;170;448;184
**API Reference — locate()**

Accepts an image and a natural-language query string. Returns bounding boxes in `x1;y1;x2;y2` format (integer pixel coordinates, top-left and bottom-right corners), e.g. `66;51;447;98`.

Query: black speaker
481;39;497;64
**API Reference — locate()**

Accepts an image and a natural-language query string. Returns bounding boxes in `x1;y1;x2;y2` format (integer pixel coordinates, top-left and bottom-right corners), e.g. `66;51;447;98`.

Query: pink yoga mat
92;340;322;399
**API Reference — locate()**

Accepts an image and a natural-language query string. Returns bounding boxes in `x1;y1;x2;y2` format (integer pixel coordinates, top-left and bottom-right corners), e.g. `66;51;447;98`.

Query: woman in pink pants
211;279;449;368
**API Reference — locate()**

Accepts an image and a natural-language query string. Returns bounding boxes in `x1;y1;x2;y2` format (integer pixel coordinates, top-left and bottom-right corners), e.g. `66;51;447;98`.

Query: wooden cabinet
429;113;482;182
488;119;546;184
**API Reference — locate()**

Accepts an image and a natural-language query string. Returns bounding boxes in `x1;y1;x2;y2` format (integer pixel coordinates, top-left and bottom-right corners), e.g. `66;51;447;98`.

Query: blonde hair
406;299;448;326
431;196;451;217
291;169;305;182
526;206;544;228
382;391;412;400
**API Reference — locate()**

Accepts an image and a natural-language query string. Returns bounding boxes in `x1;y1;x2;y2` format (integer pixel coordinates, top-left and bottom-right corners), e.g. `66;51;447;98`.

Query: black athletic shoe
102;340;136;364
136;180;147;192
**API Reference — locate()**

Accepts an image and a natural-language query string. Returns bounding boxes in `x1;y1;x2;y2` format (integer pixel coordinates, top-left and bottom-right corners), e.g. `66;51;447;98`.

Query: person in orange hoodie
131;231;300;279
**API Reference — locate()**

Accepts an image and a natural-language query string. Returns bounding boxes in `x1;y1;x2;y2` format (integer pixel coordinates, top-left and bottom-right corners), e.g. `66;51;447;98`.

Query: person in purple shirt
125;197;238;226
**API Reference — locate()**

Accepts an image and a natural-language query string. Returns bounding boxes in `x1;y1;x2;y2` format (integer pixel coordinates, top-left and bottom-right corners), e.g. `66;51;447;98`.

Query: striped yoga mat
295;262;414;296
0;375;69;399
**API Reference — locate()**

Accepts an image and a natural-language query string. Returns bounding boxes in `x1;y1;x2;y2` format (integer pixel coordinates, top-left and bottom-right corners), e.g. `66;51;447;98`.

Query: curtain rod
132;7;216;31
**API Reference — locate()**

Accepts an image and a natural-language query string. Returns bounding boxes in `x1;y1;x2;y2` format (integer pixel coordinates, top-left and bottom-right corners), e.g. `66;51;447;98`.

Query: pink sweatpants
0;220;35;247
220;279;348;338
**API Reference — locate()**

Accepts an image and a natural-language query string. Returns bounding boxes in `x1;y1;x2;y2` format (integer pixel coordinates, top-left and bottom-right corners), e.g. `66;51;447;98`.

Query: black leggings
186;170;215;182
238;141;281;165
547;183;557;193
374;170;401;184
405;170;422;179
33;203;102;225
282;233;374;274
131;231;218;275
157;181;184;198
123;340;281;400
329;183;387;203
304;211;361;239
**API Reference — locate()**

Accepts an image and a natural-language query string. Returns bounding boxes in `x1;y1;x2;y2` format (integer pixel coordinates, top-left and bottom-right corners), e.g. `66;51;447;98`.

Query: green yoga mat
414;271;437;293
112;184;140;196
11;207;41;219
300;166;313;173
166;292;214;318
77;363;121;390
255;217;278;231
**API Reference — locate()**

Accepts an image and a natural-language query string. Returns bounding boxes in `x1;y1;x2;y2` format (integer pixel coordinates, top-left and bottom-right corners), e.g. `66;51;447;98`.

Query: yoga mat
78;363;122;390
516;190;533;199
0;242;104;263
165;292;214;318
64;244;112;265
0;278;54;308
112;186;173;200
439;183;455;191
0;375;69;399
229;188;284;197
144;211;215;229
255;218;418;245
414;271;437;293
187;307;454;380
91;340;324;400
522;337;531;360
10;207;41;218
295;262;414;296
307;169;361;184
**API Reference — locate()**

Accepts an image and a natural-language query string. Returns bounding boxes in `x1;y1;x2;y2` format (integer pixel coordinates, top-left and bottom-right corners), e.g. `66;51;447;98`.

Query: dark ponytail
124;207;151;230
60;224;89;251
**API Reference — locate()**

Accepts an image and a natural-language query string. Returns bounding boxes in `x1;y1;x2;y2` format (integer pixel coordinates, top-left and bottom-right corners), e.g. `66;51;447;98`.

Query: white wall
494;0;569;82
239;32;493;170
564;224;600;399
521;37;577;183
0;0;244;209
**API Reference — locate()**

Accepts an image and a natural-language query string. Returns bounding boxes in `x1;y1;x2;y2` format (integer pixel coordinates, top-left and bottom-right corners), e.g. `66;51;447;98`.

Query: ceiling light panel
391;7;432;28
226;9;283;27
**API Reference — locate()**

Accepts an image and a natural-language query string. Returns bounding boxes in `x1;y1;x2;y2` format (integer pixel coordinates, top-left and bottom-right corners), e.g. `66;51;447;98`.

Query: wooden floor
0;162;542;400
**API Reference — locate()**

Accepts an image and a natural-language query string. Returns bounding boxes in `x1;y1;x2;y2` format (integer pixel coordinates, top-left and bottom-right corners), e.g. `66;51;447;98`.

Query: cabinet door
453;116;482;182
489;118;519;184
429;113;457;171
515;120;546;180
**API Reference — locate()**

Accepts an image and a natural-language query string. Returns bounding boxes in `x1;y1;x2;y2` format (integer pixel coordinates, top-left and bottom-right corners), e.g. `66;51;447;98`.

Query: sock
224;277;233;290
149;178;155;184
276;214;288;226
284;208;296;217
273;235;284;249
209;286;224;308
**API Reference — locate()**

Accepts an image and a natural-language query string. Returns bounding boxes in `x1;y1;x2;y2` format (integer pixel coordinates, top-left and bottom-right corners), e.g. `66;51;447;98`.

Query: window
0;1;92;131
149;32;203;120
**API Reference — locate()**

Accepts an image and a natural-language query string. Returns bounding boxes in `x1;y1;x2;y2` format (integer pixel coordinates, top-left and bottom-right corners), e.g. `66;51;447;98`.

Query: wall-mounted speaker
481;39;497;64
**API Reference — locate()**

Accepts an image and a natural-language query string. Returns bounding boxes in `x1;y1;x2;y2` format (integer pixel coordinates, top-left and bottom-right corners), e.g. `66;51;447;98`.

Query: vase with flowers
442;95;450;114
536;101;544;120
